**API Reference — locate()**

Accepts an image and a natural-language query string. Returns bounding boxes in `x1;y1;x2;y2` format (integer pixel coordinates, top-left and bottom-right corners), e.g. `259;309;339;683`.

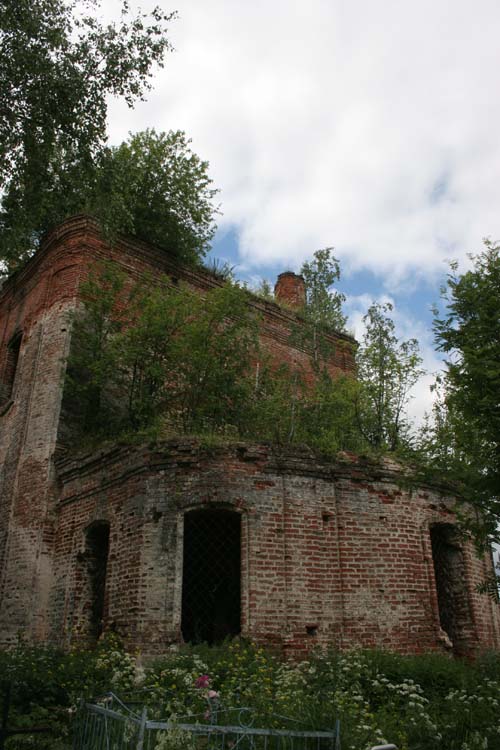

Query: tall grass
1;637;500;749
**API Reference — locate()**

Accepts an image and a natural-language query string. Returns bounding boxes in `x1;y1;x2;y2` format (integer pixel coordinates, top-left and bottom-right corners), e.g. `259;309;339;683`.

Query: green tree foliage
113;276;194;431
66;261;363;456
242;362;301;444
65;261;130;436
290;248;347;374
433;242;500;493
0;0;175;270
299;371;362;453
67;255;432;463
173;283;258;433
91;130;218;265
356;302;423;451
248;250;359;453
417;377;500;549
300;247;347;333
65;264;260;440
253;278;274;301
243;364;361;454
420;241;500;541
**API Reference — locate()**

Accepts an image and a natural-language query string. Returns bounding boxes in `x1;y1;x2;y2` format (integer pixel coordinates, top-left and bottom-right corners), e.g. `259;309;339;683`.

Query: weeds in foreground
1;637;500;749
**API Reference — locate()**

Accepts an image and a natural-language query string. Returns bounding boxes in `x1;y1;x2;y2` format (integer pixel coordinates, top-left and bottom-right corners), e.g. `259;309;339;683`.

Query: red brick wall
67;219;356;382
1;217;498;657
0;223;88;642
52;442;500;657
274;272;306;309
0;216;355;646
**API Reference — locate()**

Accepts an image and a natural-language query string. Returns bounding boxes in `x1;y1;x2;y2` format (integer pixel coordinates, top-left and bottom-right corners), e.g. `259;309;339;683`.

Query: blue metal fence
73;692;399;750
73;693;341;750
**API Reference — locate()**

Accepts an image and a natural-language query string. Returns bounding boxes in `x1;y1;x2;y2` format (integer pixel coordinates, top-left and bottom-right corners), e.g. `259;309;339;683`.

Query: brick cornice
0;215;357;355
0;215;94;304
54;438;455;502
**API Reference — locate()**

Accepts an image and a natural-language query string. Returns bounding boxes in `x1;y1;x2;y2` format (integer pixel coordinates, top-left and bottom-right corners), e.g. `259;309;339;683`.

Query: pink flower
195;674;210;689
207;689;219;699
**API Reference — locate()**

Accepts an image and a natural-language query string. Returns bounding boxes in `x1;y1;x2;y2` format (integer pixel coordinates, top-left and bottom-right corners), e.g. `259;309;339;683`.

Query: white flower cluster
372;674;439;738
95;648;136;691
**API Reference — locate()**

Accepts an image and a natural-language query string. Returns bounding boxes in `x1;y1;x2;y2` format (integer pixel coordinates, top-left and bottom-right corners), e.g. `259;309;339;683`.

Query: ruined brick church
1;215;499;657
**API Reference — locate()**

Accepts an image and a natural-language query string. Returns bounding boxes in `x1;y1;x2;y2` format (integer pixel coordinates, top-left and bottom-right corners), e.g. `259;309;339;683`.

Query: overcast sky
103;0;500;421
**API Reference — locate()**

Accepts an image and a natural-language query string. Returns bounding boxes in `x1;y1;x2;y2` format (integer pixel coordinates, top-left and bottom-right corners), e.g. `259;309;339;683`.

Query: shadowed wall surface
0;217;498;656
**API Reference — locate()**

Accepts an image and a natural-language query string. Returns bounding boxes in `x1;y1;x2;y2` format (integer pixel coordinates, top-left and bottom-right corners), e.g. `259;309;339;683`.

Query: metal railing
73;693;341;750
73;692;399;750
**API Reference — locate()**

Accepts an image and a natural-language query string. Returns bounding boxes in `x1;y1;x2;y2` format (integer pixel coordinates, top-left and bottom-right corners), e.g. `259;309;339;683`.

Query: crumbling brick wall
0;217;498;656
0;225;84;643
50;441;500;657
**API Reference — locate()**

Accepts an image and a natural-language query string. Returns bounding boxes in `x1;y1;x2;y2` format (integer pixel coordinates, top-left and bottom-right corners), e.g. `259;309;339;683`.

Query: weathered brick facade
0;216;499;657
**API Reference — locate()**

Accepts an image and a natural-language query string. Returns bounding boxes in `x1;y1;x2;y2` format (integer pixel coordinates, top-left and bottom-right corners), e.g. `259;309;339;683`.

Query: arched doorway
181;508;241;644
83;521;110;641
430;523;472;654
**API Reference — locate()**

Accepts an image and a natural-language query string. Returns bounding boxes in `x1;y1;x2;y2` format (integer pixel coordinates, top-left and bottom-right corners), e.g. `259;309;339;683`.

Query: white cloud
100;0;499;418
105;0;500;282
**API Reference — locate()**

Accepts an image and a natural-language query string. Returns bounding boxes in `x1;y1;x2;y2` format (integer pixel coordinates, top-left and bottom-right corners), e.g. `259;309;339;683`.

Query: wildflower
195;675;210;689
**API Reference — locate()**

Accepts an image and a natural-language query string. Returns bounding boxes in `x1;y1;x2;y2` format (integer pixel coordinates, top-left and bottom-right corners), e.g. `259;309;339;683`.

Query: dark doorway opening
430;523;471;654
181;509;241;644
85;522;110;641
2;332;22;403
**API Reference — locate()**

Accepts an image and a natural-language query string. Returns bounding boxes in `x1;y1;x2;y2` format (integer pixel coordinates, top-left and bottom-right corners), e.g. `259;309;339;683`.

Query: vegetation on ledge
64;252;420;463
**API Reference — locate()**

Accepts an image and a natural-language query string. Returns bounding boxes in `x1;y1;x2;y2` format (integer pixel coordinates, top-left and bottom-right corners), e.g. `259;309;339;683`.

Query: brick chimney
274;272;306;309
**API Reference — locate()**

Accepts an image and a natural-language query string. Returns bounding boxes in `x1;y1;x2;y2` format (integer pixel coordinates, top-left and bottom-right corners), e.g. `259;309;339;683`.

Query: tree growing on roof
356;301;423;451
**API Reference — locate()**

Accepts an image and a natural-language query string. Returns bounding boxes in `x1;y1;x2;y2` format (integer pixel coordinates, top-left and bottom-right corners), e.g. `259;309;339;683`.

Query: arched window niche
181;507;241;645
80;520;110;642
430;522;472;655
1;331;22;404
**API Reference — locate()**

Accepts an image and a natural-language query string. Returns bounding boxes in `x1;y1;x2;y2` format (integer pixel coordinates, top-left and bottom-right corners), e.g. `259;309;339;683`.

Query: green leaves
427;241;500;534
66;253;426;462
0;0;176;270
65;265;260;440
65;261;130;435
92;130;218;265
65;261;364;456
300;247;347;333
356;302;424;452
174;283;259;433
288;248;347;377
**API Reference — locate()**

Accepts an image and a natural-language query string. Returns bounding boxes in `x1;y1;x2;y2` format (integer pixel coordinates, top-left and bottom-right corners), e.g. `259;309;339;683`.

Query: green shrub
2;639;500;749
0;633;138;749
